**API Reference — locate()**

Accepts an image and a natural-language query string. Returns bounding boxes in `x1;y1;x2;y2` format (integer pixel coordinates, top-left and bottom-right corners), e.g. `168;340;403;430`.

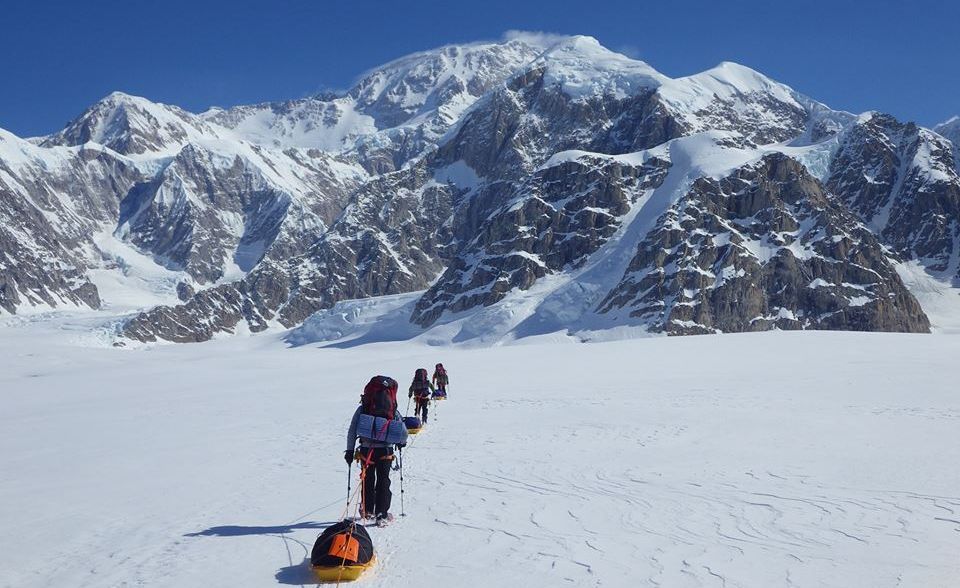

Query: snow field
0;320;958;587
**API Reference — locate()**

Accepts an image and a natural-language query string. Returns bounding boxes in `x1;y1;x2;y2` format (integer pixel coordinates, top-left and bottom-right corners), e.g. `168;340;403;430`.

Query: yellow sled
312;556;377;582
407;426;423;435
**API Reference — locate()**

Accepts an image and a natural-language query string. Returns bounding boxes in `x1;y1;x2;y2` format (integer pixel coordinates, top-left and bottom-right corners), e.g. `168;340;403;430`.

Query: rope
337;468;364;521
333;450;371;587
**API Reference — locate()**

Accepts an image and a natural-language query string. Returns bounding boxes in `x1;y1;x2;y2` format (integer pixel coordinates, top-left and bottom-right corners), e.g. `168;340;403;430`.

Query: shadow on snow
184;521;338;537
275;558;318;585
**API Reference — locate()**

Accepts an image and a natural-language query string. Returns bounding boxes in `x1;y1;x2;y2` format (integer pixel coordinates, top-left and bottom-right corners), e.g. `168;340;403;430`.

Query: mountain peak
93;91;176;114
532;34;665;99
342;38;545;127
707;61;769;80
935;115;960;133
101;90;144;103
681;61;794;97
934;115;960;151
42;90;215;155
544;34;603;51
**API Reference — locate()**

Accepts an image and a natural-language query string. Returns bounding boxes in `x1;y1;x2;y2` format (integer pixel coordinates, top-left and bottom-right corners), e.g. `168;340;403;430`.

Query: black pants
360;447;393;517
415;396;429;423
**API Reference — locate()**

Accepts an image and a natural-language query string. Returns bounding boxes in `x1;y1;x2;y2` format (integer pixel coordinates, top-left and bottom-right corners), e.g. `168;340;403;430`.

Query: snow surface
896;260;960;334
86;231;192;312
1;313;958;587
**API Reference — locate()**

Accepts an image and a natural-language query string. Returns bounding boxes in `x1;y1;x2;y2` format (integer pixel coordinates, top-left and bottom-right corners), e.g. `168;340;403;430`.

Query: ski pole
346;460;352;512
398;447;405;517
405;395;411;417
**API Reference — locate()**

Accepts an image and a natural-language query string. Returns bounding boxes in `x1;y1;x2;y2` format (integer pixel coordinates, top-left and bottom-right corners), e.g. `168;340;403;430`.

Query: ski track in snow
0;316;958;587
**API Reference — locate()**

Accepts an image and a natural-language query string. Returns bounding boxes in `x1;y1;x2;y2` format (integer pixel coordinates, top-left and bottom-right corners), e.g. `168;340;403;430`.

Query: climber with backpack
431;363;449;400
408;368;435;424
345;375;407;526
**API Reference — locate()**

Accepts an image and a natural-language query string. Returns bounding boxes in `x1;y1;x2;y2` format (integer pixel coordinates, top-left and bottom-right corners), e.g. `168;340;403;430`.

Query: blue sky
1;0;957;137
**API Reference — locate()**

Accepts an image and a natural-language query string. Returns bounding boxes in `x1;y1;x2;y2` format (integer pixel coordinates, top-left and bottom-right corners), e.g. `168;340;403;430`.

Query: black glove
408;392;412;398
395;443;406;450
344;450;354;465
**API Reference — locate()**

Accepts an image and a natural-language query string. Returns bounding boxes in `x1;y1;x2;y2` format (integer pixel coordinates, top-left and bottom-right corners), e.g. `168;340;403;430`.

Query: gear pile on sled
310;519;375;582
403;416;423;434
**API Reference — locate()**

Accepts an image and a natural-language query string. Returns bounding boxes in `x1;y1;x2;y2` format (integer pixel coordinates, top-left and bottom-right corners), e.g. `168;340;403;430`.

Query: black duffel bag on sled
310;519;375;581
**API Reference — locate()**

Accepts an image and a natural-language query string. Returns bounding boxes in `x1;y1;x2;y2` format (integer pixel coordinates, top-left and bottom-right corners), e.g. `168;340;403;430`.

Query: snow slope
1;314;958;587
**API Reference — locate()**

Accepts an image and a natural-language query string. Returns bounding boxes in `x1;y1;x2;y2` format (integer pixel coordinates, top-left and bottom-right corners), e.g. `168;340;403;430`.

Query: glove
408;392;412;398
344;450;354;465
395;443;406;450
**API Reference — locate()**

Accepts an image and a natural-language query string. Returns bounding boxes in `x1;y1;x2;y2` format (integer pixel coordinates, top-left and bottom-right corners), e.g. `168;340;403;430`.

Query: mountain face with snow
0;130;141;313
935;116;960;154
828;114;960;283
1;34;958;343
600;152;929;334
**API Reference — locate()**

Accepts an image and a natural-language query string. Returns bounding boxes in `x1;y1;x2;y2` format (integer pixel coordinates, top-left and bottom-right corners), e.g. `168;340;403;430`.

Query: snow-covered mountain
2;34;959;343
935;115;960;167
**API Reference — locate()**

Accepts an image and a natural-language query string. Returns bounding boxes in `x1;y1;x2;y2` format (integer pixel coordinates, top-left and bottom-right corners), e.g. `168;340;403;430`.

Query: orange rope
333;451;368;587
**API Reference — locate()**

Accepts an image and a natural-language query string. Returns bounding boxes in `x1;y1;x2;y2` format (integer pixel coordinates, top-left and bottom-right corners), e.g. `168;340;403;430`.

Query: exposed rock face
113;143;359;283
600;154;929;334
123;162;458;342
412;154;671;326
0;34;953;342
2;89;373;315
0;132;144;313
176;281;195;301
828;114;960;283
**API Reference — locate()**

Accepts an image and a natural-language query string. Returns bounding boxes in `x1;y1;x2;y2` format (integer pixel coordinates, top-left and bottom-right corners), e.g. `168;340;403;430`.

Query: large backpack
361;376;398;419
411;368;430;397
434;363;448;385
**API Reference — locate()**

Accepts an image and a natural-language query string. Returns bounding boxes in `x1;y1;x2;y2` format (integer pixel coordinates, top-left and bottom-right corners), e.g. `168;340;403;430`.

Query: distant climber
408;368;435;424
346;375;406;525
432;363;449;400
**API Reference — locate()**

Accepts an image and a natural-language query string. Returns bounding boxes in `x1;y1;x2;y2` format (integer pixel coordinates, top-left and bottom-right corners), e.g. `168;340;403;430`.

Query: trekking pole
345;460;352;513
405;395;411;417
398;447;405;517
